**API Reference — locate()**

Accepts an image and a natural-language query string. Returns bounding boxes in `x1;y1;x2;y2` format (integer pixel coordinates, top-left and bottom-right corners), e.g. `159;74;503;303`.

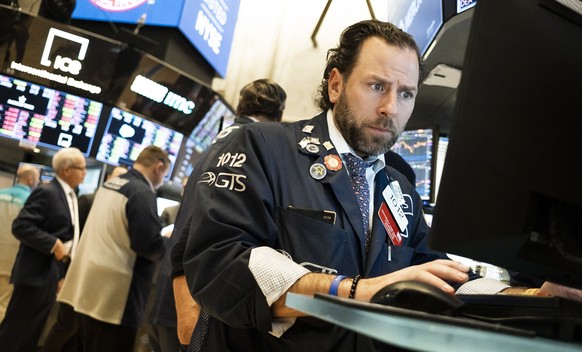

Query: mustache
367;117;398;133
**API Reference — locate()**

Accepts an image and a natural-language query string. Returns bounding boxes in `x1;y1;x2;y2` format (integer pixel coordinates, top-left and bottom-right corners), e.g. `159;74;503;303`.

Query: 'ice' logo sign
40;28;90;76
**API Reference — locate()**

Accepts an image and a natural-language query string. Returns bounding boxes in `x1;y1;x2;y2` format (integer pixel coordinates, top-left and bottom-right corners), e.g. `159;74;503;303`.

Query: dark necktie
343;153;372;251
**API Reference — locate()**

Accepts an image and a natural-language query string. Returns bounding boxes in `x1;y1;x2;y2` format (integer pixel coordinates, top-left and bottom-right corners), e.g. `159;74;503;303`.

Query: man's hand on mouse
354;260;470;301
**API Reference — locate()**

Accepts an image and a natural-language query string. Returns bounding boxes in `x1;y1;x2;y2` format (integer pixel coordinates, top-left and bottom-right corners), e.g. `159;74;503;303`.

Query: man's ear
158;161;166;174
328;68;343;104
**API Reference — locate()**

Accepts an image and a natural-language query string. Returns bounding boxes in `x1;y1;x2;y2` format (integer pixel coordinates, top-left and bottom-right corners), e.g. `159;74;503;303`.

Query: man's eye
371;83;384;92
399;91;414;100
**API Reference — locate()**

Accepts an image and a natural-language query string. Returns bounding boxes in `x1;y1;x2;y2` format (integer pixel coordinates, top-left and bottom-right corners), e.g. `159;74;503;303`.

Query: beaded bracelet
349;275;361;299
328;275;347;296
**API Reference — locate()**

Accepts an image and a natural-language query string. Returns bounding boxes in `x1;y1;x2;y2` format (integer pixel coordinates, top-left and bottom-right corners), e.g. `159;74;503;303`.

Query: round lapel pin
309;163;327;180
324;154;342;171
306;144;320;154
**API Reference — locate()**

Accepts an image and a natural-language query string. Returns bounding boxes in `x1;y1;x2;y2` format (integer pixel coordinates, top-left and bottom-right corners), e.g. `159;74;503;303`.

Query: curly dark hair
235;79;287;122
314;20;427;112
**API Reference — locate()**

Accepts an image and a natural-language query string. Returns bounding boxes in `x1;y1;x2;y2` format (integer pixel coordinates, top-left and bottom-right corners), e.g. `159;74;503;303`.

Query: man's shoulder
0;185;18;196
0;185;31;204
31;180;60;196
243;114;325;139
103;176;131;191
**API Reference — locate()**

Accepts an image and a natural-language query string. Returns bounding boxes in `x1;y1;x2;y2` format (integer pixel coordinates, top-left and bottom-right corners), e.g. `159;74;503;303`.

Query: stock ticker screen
390;129;435;201
0;74;103;155
96;107;184;177
171;97;235;184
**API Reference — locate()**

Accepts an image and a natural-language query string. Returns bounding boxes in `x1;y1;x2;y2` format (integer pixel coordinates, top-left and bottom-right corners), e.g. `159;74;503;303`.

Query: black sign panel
108;48;218;135
0;5;121;102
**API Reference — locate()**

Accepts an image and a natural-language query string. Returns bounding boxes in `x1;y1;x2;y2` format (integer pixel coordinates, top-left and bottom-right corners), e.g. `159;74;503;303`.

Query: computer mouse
370;280;464;315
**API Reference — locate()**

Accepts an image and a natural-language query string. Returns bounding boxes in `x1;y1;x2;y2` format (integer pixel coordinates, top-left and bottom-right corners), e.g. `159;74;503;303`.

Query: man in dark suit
39;165;127;352
0;147;86;352
162;79;287;352
181;20;472;351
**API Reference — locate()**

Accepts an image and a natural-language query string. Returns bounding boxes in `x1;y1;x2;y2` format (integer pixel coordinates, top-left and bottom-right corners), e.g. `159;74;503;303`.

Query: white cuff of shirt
456;278;511;295
248;246;310;337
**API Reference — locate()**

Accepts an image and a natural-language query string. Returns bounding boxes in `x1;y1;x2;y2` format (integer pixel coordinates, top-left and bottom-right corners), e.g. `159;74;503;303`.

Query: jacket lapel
53;178;73;225
295;113;368;258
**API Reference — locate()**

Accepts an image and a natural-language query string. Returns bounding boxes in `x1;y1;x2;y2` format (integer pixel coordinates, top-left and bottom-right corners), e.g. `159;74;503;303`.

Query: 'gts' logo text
198;172;246;192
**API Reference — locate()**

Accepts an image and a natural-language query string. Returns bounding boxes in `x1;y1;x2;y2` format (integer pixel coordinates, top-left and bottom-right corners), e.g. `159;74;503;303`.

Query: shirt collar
56;176;74;196
325;109;385;171
131;168;155;193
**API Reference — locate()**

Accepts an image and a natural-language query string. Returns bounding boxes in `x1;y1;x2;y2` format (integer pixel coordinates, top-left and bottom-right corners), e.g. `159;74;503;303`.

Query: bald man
0;164;40;322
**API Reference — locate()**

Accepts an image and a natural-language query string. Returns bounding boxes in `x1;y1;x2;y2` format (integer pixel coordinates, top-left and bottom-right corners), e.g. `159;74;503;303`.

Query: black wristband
349;275;361;299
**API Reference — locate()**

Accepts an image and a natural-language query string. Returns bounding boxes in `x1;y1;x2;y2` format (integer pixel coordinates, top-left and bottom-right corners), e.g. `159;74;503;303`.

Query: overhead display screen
0;74;103;155
179;0;241;78
108;48;217;135
96;107;184;177
171;97;234;184
0;6;121;101
72;0;185;27
71;0;241;78
189;97;235;153
386;0;443;55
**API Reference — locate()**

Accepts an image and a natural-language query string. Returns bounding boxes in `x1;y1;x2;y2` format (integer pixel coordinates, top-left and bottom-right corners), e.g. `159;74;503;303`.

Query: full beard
334;92;400;158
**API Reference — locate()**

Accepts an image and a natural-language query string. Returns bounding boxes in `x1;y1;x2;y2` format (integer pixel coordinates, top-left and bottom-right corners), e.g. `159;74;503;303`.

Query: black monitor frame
94;106;184;180
0;73;105;156
429;0;582;289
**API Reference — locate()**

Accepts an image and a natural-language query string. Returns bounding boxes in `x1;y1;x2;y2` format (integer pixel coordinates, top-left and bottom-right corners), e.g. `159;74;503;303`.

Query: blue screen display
70;0;241;78
386;0;443;55
390;129;434;201
178;0;241;77
72;0;185;27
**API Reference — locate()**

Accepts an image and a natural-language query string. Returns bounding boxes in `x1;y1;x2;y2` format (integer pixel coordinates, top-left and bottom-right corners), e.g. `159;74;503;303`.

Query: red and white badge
378;202;402;246
324;154;342;171
382;184;408;232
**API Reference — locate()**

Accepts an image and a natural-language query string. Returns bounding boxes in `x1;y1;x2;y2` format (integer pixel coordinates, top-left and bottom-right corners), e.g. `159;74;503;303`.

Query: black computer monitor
429;0;582;289
0;74;105;155
171;97;235;184
95;107;184;179
390;128;437;203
